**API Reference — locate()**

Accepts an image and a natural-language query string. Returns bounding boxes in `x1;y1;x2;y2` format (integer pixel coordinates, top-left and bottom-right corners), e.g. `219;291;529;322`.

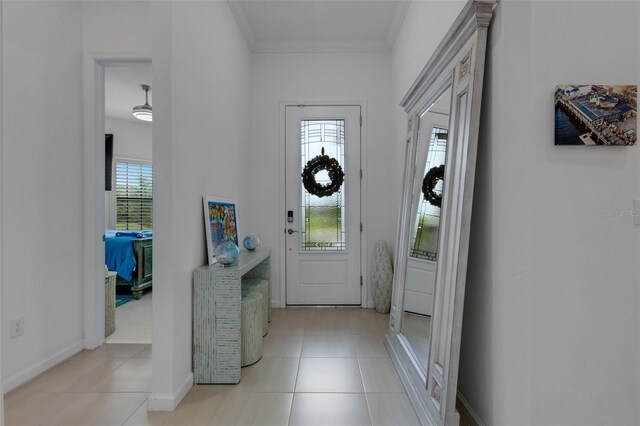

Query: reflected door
285;106;361;305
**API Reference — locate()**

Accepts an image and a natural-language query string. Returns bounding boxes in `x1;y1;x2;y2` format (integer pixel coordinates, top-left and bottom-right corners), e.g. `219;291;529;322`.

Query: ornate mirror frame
385;1;495;424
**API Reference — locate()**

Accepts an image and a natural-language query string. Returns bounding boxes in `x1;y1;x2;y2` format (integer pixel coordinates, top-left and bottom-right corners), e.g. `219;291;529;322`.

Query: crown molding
252;38;390;53
227;1;256;52
227;0;404;54
386;1;410;50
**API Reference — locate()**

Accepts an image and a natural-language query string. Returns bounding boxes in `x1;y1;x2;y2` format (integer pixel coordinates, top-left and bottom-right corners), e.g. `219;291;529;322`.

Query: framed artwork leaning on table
202;196;239;265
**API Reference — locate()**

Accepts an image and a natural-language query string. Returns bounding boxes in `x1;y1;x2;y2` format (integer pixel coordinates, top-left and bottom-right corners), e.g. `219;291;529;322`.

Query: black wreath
301;148;345;198
422;164;445;208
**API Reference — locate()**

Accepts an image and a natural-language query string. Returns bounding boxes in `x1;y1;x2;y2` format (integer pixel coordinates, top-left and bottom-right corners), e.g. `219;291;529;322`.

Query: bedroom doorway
102;62;153;345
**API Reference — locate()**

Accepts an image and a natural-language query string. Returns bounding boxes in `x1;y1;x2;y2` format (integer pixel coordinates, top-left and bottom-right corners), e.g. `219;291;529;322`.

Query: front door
285;105;361;305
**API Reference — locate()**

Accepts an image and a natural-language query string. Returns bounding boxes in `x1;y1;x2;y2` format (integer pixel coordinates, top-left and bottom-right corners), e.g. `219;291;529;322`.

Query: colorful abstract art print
202;196;239;265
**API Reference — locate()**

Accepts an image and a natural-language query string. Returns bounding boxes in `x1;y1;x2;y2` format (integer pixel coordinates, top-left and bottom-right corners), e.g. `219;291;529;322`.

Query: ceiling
228;1;410;52
105;65;153;123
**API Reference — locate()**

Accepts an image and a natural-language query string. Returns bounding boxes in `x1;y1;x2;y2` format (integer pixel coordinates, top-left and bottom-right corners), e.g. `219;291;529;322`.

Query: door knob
287;228;298;234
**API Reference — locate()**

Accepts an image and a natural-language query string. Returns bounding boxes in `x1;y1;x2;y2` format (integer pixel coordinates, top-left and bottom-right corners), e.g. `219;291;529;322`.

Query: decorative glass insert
409;127;448;260
300;119;346;251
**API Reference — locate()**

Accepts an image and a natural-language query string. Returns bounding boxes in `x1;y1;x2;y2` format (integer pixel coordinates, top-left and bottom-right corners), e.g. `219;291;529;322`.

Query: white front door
285;105;361;305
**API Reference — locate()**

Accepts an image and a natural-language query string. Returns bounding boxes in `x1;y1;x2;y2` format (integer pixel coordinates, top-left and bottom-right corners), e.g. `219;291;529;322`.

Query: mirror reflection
401;85;452;372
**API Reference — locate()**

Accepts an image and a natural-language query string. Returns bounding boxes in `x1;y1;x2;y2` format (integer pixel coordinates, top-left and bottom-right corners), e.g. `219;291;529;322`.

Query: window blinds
115;161;153;230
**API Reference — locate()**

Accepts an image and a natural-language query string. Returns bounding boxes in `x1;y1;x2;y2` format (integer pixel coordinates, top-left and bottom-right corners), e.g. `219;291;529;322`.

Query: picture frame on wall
202;196;239;265
555;84;637;146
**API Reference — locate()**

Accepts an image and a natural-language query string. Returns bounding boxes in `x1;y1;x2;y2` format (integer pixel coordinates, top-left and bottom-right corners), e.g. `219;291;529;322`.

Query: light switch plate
635;200;640;226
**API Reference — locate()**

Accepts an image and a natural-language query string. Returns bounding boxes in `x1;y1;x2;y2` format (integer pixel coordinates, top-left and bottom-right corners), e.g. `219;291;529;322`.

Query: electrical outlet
10;317;24;338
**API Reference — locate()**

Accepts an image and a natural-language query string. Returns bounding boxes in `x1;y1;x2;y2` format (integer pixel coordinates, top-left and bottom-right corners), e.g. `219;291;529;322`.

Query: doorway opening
103;64;153;344
82;57;153;353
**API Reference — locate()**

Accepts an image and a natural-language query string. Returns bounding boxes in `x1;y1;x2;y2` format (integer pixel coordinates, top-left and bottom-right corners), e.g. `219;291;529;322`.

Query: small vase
371;240;393;314
215;241;240;266
243;235;260;251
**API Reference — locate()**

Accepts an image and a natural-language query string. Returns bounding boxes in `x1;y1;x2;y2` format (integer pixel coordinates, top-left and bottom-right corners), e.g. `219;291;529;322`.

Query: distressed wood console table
193;248;271;384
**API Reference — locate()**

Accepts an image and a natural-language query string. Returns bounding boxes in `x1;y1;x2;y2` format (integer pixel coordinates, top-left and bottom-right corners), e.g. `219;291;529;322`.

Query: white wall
459;1;640;425
250;51;392;307
104;117;152;229
391;0;466;201
81;0;151;354
150;1;252;409
1;1;85;391
0;0;5;419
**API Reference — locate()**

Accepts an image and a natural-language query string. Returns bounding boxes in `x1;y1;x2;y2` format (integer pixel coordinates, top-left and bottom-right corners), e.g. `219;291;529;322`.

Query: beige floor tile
4;392;78;426
240;357;299;393
262;333;303;358
124;385;240;426
301;334;357;358
132;345;152;358
12;357;129;394
107;292;152;344
295;358;364;393
355;333;390;358
305;309;353;334
358;358;404;393
81;343;149;359
83;357;152;393
212;392;293;426
269;311;308;334
289;393;371;426
366;393;420;426
42;392;148;426
122;403;170;426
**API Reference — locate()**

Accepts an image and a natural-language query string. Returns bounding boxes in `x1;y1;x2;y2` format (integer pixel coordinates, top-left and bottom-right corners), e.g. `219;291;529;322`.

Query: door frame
83;54;152;349
279;101;368;308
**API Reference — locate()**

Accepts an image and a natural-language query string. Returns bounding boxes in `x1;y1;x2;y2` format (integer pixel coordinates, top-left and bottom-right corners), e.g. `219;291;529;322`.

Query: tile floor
4;308;421;426
106;291;152;344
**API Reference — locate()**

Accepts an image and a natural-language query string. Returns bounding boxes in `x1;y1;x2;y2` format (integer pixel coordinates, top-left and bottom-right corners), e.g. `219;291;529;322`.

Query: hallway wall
150;1;252;409
1;1;85;392
460;1;640;424
250;51;392;307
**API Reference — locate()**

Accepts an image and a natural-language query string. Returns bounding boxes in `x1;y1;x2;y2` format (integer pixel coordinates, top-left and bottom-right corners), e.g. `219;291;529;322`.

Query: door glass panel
409;127;447;261
300;119;346;251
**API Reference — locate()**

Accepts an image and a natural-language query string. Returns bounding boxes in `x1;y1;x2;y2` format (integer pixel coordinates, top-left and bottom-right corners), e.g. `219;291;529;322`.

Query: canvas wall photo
202;196;238;265
555;85;637;146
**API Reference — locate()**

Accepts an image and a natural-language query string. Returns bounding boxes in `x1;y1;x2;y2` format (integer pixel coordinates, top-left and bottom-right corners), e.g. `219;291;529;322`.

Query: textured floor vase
371;240;393;314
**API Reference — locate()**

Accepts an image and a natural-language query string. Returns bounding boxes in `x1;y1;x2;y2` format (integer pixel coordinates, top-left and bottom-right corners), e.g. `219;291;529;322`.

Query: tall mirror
385;1;495;425
401;85;452;374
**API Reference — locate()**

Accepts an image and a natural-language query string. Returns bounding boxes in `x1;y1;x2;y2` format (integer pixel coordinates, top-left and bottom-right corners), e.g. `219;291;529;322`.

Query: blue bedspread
105;230;152;282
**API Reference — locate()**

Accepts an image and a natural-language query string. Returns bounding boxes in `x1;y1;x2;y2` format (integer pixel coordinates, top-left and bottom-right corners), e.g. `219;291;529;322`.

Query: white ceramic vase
371;240;393;314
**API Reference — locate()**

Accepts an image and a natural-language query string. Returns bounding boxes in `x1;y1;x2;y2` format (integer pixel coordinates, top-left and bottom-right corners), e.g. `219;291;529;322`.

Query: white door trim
82;54;151;349
278;101;368;308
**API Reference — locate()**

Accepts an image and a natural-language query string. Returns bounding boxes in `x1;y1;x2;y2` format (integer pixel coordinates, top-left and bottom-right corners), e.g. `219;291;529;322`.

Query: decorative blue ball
243;235;260;251
214;241;240;266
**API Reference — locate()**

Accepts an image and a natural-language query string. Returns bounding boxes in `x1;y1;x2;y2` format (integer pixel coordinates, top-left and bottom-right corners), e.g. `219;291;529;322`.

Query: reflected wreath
422;164;445;208
301;148;345;198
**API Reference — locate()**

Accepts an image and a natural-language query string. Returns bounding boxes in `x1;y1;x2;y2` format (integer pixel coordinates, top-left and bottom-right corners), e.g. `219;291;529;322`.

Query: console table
193;248;271;384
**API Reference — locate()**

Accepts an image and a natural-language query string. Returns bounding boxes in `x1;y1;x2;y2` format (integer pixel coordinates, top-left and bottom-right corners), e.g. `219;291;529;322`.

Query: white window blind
115;161;153;230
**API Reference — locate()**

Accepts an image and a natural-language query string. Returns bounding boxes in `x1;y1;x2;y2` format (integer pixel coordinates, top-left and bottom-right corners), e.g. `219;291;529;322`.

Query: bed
105;230;153;299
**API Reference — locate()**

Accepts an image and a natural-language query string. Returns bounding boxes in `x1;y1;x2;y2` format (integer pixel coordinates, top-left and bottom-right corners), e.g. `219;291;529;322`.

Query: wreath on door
301;148;345;198
422;164;445;208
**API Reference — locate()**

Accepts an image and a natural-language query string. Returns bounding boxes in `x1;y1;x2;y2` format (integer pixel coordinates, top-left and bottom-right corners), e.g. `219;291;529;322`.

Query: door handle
287;228;299;235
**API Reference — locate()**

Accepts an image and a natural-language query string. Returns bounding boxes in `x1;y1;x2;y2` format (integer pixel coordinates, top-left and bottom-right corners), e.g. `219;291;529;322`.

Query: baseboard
3;339;85;393
271;300;283;308
457;391;484;426
147;372;193;411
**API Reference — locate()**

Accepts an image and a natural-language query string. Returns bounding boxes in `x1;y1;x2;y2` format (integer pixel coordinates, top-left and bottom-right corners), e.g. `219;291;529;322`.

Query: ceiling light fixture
132;84;152;122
